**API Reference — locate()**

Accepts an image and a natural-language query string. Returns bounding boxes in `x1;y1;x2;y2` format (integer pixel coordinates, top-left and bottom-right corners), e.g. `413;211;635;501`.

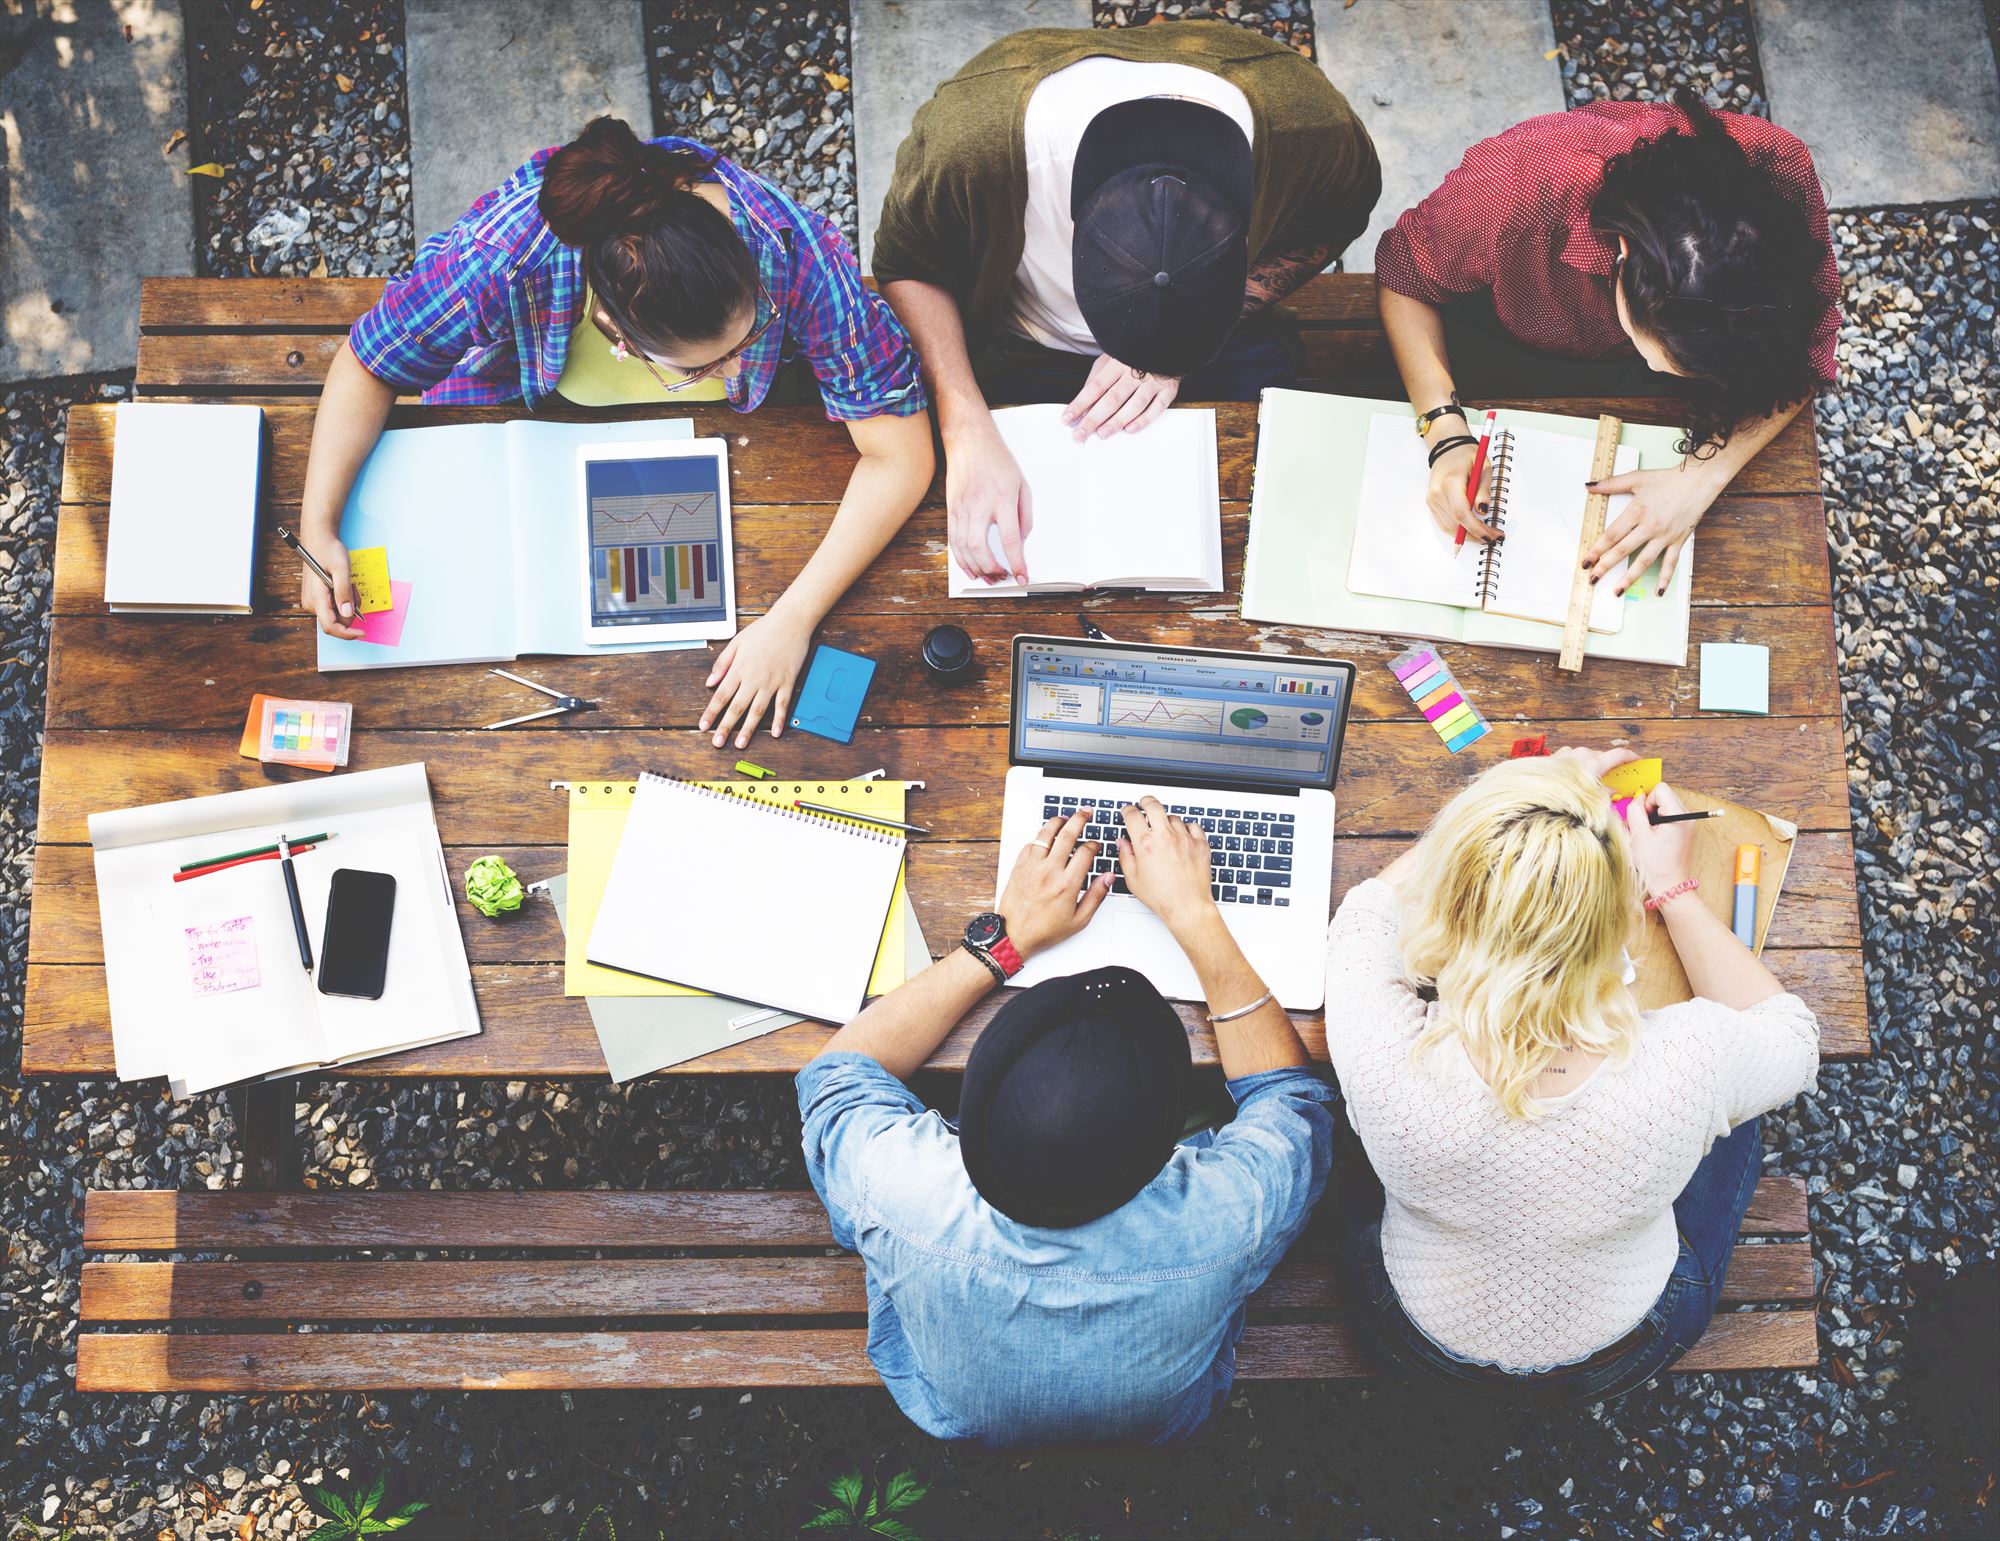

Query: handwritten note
185;916;260;996
348;546;394;614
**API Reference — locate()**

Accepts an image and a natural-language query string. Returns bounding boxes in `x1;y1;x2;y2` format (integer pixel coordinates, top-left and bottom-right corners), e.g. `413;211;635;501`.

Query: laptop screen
1010;637;1355;791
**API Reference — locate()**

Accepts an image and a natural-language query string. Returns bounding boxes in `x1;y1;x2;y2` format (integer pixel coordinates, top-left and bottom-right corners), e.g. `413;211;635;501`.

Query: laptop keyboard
1042;795;1296;906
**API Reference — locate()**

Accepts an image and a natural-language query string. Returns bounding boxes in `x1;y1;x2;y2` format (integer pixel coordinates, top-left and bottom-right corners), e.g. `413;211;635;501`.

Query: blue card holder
789;644;876;745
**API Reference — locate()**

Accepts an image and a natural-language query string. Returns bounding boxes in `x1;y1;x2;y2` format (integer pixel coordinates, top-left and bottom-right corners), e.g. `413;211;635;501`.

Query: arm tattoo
1242;240;1335;317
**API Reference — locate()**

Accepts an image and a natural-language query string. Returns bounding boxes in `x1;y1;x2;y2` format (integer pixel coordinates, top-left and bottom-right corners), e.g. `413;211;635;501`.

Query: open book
318;417;712;670
1349;414;1638;633
88;763;479;1092
948;404;1222;596
1242;391;1693;667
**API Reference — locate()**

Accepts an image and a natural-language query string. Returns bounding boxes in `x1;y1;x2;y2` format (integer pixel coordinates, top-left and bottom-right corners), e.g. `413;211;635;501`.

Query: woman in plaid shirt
297;117;932;747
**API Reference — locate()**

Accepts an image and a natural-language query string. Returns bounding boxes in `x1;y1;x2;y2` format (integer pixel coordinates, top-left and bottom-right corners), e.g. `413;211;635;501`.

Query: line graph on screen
1106;687;1224;735
590;492;719;546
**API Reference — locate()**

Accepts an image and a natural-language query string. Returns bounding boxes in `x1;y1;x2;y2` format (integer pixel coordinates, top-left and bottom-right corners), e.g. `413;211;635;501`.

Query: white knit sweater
1324;880;1821;1371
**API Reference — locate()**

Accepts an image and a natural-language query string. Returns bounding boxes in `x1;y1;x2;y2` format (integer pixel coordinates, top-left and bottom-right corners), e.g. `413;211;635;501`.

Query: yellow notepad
564;778;912;998
348;546;394;614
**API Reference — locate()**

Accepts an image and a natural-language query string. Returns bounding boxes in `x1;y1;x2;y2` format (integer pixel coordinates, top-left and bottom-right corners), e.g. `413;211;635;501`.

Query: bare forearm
774;413;934;626
1658;892;1785;1010
1168;906;1310;1078
300;342;396;536
881;279;989;444
818;947;994;1079
1242;241;1334;317
1378;283;1460;422
1688;398;1800;492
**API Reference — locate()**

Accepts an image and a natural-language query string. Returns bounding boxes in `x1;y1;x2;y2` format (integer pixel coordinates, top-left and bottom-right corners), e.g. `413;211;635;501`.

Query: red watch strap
989;936;1024;977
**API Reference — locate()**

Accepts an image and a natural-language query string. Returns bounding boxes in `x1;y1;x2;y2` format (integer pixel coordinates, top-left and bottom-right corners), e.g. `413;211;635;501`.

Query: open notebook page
949;405;1221;595
1485;426;1637;631
1347;412;1482;608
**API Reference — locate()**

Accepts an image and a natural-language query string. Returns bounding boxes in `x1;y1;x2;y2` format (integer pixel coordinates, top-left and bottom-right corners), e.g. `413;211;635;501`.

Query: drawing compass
481;669;598;730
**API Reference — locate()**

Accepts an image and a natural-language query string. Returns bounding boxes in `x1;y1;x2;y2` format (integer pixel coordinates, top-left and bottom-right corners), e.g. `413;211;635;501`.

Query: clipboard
1630;789;1797;1012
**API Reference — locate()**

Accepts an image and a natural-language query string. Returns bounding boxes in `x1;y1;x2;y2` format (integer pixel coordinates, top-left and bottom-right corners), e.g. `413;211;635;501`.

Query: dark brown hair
1591;91;1824;455
539;116;758;353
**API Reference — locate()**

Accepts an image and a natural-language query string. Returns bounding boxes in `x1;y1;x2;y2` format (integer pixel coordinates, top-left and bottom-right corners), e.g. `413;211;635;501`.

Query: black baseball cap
1071;96;1254;377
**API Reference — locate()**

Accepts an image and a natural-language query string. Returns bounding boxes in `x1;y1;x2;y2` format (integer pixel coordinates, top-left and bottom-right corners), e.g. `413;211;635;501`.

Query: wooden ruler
1557;412;1626;673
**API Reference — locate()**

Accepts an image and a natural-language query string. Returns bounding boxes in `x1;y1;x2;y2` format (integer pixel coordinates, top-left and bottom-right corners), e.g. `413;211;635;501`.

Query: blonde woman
1324;749;1819;1398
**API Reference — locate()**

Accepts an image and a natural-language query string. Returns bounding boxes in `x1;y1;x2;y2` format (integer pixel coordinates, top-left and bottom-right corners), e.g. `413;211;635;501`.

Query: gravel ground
6;0;2000;1535
1093;0;1316;58
1552;0;1767;115
183;0;414;278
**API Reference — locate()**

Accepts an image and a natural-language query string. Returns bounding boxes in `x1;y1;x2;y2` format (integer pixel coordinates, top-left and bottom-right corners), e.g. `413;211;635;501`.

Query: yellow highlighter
1732;845;1760;946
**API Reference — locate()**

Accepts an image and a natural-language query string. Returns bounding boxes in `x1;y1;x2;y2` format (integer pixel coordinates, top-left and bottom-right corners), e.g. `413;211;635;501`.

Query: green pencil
178;831;330;873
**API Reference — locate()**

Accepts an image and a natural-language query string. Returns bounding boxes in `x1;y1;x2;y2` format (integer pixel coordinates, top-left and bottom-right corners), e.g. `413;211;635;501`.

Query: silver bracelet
1207;989;1275;1025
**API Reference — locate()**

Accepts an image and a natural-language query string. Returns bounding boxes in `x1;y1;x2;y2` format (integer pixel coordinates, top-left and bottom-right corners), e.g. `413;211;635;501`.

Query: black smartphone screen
317;868;396;999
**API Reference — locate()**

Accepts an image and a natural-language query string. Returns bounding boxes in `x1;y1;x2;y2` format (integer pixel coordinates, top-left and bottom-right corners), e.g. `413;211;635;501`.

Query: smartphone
317;868;396;999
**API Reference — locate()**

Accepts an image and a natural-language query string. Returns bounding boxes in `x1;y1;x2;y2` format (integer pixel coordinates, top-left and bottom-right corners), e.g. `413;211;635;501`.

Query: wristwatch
961;911;1023;985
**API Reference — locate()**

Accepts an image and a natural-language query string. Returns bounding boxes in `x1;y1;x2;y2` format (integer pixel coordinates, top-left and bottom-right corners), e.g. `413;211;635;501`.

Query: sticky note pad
1602;757;1663;799
1388;644;1487;754
354;580;413;647
790;643;876;745
348;546;394;614
1699;643;1769;715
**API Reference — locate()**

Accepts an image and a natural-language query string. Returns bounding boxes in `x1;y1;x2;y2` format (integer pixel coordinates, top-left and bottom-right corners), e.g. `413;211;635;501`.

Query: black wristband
1427;434;1478;468
959;938;1008;987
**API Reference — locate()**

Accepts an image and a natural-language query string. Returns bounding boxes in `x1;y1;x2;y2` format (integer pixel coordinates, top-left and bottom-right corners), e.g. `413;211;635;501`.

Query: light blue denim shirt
796;1051;1339;1447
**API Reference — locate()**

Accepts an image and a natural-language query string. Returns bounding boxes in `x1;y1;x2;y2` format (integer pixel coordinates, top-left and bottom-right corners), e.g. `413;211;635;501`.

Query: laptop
995;635;1357;1011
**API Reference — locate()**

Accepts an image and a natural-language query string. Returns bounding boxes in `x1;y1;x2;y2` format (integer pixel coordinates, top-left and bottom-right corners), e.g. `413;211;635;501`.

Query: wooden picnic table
37;276;1859;1391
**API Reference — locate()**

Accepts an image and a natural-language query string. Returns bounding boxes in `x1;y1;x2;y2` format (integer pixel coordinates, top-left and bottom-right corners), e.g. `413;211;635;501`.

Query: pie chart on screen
1300;712;1325;725
1229;707;1269;730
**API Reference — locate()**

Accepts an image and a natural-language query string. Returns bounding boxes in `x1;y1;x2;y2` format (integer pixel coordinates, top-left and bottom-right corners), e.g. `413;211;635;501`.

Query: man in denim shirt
797;798;1338;1446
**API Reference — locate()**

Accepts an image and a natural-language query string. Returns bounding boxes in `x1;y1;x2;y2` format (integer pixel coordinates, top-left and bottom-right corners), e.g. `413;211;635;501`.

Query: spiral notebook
1347;413;1639;632
585;772;907;1022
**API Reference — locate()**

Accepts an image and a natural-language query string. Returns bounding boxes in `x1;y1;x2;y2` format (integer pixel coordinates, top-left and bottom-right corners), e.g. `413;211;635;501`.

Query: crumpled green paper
464;855;524;918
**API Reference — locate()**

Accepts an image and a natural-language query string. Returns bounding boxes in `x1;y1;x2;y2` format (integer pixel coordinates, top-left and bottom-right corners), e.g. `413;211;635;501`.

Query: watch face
965;911;1006;948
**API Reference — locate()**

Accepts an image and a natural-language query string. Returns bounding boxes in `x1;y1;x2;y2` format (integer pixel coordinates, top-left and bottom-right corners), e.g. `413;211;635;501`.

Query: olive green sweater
870;23;1380;351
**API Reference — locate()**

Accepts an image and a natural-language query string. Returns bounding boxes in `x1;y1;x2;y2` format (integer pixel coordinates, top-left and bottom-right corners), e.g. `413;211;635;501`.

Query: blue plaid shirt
349;139;926;421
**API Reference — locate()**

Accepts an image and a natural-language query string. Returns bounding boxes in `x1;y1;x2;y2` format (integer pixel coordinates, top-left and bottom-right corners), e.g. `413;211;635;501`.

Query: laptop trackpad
1021;909;1203;1000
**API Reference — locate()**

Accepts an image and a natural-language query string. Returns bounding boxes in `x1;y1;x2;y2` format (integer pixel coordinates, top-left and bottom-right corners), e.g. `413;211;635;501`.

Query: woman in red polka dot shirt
1376;91;1841;596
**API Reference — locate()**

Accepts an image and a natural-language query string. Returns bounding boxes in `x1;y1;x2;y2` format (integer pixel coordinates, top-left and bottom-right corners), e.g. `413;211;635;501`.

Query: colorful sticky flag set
1389;645;1490;754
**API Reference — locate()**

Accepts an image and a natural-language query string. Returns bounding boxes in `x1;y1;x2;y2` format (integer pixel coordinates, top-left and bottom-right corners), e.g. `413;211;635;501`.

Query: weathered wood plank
24;830;1865;967
57;399;1826;507
78;1240;1811;1322
48;491;1834;617
73;1305;1818;1391
27;718;1857;849
41;605;1843;730
22;942;1871;1076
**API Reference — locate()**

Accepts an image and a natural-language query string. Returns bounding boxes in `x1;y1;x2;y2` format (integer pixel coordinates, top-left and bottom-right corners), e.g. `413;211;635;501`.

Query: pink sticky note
354;580;412;646
185;917;260;996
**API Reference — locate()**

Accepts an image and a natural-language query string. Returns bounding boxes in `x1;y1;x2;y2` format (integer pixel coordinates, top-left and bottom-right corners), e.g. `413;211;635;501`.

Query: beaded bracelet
1427;434;1478;468
1643;877;1700;912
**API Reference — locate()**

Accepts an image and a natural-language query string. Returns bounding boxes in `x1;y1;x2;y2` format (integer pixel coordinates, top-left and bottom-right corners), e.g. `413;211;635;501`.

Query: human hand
1426;439;1502;543
1063;354;1181;442
1582;464;1720;595
1623;782;1697;902
944;413;1033;585
699;608;813;749
298;528;364;640
1117;795;1217;932
1000;811;1112;958
1550;744;1639;783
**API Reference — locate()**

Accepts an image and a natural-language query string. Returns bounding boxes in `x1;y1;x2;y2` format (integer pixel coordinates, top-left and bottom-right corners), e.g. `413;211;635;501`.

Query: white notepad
104;402;263;613
586;773;907;1022
948;404;1222;595
1347;414;1638;631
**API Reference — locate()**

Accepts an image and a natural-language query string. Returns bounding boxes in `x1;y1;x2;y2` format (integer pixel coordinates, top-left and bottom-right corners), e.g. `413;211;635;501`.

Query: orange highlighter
1454;410;1498;549
1731;844;1761;946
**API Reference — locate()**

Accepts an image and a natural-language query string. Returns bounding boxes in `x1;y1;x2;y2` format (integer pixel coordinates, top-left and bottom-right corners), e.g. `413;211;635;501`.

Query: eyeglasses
601;279;778;394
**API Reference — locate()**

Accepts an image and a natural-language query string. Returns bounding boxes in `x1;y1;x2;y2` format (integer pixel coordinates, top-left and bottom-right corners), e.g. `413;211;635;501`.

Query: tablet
577;437;737;645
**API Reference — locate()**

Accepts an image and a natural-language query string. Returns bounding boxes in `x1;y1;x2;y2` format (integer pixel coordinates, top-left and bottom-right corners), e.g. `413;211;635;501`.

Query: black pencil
1650;809;1725;824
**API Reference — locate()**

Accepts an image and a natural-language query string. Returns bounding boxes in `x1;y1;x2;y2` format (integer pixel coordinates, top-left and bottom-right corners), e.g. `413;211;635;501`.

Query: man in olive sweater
873;24;1378;586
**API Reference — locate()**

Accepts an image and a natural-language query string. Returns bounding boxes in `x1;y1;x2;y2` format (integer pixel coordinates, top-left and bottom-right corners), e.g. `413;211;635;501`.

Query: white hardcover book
104;402;263;614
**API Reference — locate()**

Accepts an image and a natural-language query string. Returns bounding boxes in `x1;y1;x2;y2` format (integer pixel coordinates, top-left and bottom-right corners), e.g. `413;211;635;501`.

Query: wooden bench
37;274;1860;1392
77;1184;1819;1390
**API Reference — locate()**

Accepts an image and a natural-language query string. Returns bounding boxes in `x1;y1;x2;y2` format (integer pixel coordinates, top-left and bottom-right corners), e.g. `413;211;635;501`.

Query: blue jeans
1336;1116;1766;1402
974;309;1302;405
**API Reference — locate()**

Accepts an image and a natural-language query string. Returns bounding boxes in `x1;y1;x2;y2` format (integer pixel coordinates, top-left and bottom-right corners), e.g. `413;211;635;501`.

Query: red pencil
1455;410;1498;548
173;844;323;884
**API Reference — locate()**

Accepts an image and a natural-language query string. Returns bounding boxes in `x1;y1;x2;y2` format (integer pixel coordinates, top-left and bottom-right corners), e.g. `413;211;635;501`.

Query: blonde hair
1399;757;1643;1119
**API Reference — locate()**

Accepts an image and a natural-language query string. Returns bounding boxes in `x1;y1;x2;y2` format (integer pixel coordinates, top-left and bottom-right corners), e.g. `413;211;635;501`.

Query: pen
793;800;930;836
278;833;314;972
275;524;339;596
1732;844;1761;947
1455;410;1498;549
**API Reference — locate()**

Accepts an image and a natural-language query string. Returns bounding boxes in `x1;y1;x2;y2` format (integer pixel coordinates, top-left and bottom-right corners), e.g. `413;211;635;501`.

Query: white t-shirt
1008;56;1255;355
